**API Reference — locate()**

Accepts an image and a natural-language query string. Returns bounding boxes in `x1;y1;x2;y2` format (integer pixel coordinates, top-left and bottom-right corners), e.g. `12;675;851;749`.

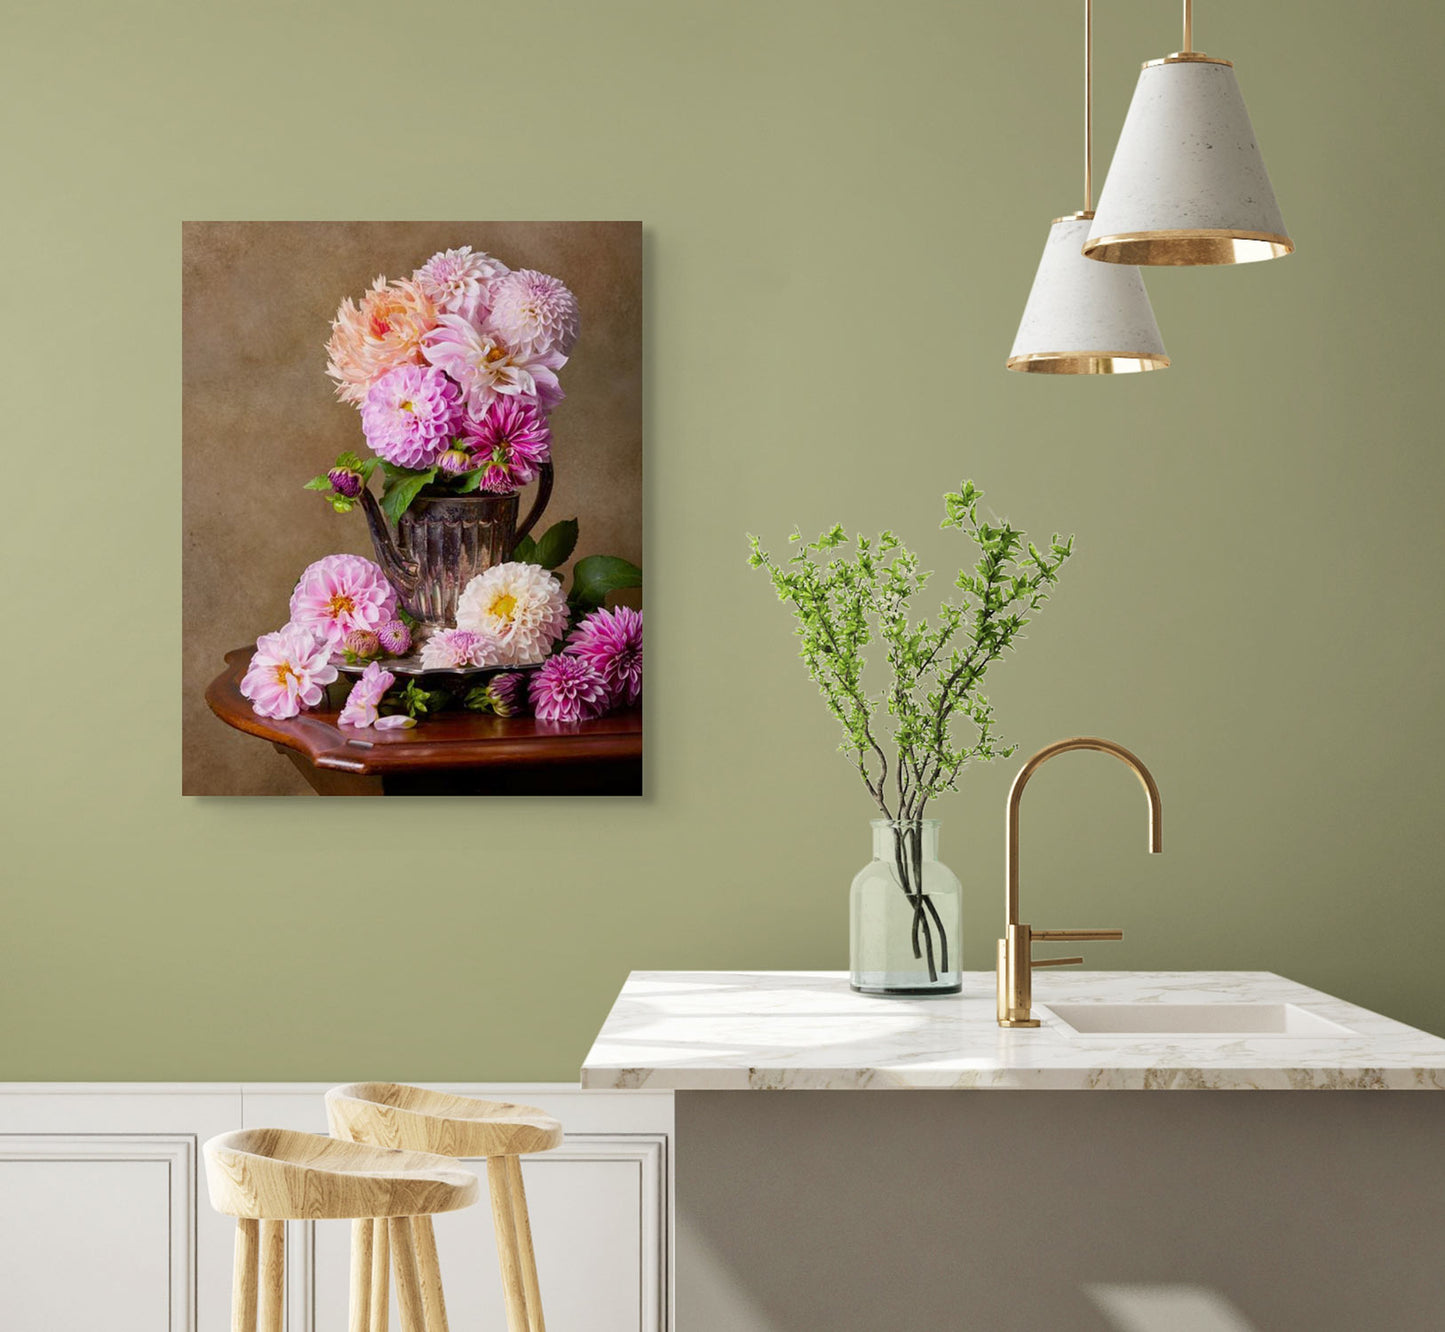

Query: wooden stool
327;1083;564;1332
204;1126;479;1332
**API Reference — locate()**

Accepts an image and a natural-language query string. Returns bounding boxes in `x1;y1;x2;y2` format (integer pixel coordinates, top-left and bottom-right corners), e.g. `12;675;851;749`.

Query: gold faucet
996;737;1163;1028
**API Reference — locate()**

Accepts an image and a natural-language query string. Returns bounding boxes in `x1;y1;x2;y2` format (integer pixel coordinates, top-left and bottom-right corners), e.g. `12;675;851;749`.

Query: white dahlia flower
455;562;569;666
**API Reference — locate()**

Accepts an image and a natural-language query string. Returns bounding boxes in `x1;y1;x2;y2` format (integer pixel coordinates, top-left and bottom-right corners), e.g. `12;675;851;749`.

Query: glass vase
850;819;963;996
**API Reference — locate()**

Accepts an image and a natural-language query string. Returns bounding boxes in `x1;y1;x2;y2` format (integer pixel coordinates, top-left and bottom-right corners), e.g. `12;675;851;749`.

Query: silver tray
334;655;545;680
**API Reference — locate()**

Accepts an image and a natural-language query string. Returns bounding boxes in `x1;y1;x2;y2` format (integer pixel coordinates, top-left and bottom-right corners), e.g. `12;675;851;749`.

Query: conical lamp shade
1084;55;1291;266
1007;216;1168;374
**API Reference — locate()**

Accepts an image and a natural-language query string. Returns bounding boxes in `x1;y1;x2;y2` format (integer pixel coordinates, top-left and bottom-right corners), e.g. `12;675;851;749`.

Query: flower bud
343;629;380;658
328;467;364;498
377;620;412;656
438;448;474;476
488;671;528;717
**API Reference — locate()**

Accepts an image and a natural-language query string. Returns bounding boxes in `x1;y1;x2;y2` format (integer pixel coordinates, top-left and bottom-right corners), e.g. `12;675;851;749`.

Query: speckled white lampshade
1007;216;1168;374
1084;55;1292;266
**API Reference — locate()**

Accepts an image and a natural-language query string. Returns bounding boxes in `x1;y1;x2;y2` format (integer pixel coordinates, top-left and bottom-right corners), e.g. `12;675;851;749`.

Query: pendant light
1007;0;1168;375
1084;0;1292;266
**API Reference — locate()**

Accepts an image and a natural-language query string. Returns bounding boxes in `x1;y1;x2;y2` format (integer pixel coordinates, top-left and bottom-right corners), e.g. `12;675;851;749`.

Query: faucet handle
1032;928;1124;942
997;924;1125;1027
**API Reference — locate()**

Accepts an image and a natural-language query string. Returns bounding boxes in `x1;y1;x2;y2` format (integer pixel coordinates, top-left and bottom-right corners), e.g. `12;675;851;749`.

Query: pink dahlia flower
288;553;398;647
567;605;642;708
338;661;396;728
325;276;438;406
460;397;552;494
418;627;498;670
240;623;338;720
422;314;566;416
360;363;463;470
529;653;608;723
486;269;580;357
412;247;509;323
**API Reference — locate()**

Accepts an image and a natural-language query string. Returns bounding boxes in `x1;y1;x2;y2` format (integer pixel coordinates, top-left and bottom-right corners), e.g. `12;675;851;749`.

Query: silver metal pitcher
360;462;553;630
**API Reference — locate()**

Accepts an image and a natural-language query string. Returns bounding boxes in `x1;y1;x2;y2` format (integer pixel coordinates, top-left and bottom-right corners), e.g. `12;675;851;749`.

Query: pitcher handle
514;460;554;545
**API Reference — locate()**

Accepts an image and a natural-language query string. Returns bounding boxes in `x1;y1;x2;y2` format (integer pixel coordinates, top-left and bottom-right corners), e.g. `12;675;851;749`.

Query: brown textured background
182;221;642;795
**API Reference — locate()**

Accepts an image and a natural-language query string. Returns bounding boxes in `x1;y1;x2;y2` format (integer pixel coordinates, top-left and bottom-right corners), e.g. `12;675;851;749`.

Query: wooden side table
206;647;642;796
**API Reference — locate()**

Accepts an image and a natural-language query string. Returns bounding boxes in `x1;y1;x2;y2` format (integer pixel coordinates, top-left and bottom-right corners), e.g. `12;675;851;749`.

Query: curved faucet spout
1006;736;1162;928
997;736;1162;1028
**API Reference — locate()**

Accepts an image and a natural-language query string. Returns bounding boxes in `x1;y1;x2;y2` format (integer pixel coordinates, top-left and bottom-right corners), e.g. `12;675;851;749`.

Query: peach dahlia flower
325;276;439;405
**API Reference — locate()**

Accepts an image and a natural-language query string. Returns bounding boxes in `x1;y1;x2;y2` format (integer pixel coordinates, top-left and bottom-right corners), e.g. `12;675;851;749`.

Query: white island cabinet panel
0;1154;176;1332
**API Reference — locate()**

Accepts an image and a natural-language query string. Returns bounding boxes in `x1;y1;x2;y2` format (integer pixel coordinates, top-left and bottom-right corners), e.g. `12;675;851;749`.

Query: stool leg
258;1219;285;1332
232;1218;259;1332
487;1156;529;1332
412;1215;451;1332
505;1156;546;1332
390;1217;427;1332
370;1217;390;1332
349;1218;374;1332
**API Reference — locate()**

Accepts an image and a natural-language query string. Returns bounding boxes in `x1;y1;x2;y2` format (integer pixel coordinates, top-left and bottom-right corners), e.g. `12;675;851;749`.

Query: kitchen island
583;971;1445;1330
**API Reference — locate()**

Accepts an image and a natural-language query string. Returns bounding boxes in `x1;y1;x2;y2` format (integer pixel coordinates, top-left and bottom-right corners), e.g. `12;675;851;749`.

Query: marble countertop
579;970;1445;1091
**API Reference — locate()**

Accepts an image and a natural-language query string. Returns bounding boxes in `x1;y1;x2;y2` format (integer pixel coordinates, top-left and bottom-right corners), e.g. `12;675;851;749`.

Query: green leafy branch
747;481;1073;826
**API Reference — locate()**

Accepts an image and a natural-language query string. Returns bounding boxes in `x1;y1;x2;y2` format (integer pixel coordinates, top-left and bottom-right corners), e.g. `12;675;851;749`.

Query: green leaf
454;469;486;494
358;457;380;482
380;468;437;525
512;534;539;563
570;554;642;612
303;475;333;491
533;518;579;570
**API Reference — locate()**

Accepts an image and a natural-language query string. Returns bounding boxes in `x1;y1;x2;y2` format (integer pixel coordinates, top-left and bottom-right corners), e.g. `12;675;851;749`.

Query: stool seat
204;1126;480;1220
327;1082;565;1158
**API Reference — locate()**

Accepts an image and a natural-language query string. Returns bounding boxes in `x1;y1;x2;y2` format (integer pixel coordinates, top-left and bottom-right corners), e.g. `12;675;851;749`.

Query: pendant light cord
1084;0;1093;212
1183;0;1193;52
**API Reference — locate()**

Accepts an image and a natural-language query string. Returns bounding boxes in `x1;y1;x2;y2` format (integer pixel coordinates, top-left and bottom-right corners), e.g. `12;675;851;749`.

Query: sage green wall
4;0;1443;1079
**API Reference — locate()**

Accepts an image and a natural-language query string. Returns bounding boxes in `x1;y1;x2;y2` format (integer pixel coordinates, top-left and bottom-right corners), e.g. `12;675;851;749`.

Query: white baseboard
0;1082;673;1332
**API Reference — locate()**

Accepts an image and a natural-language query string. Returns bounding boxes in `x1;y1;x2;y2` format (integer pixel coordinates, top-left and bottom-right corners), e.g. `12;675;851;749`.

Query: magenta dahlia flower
412;247;509;323
338;661;396;728
360;363;463;469
460;398;552;494
529;653;608;723
566;605;642;708
240;623;338;720
377;620;412;656
422;314;565;415
485;269;580;357
288;554;398;647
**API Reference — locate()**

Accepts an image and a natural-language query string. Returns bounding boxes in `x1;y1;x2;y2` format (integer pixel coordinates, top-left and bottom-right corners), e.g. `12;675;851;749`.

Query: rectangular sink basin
1047;1003;1355;1037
